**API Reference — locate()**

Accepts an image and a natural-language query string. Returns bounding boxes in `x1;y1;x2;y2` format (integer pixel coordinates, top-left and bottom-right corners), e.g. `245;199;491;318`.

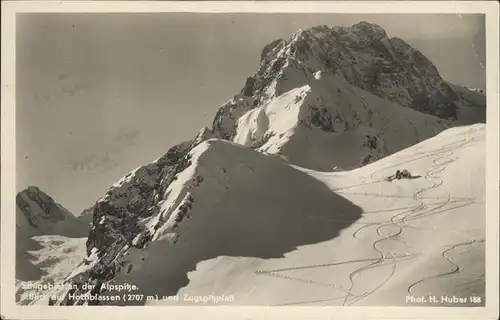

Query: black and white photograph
1;1;499;320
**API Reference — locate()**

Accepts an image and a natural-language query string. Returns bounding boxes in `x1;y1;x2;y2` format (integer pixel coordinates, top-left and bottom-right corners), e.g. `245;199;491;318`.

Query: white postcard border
1;2;498;319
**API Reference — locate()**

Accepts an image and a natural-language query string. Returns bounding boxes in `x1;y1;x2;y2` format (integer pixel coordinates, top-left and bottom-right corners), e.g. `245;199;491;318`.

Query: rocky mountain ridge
237;22;472;120
16;186;90;237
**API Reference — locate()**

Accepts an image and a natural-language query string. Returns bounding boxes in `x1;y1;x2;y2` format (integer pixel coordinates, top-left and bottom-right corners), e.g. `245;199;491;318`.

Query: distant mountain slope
16;186;89;239
446;82;487;125
16;186;89;293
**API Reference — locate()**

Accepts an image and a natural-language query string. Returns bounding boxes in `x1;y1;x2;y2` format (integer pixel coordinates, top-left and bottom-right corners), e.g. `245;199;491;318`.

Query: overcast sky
16;13;485;214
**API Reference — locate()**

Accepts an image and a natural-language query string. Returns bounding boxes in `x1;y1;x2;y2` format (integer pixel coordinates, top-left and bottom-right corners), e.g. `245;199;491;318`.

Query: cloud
61;82;88;97
58;73;70;81
66;126;142;174
68;152;119;174
57;73;88;97
115;126;141;147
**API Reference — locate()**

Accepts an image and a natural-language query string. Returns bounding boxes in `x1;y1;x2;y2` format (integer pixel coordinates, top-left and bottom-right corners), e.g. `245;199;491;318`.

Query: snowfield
232;71;449;171
16;236;88;305
98;124;485;306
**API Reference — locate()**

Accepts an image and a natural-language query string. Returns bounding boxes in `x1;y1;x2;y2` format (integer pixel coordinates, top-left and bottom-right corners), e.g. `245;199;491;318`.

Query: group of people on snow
387;169;413;181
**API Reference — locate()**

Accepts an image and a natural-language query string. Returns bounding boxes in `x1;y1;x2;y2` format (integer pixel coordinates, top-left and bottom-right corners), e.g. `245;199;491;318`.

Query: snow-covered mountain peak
242;22;484;123
15;186;90;246
290;21;388;46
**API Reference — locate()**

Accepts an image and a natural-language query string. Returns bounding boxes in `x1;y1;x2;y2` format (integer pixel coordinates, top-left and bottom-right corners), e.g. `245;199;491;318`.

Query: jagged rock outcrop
304;24;455;117
16;186;88;238
17;187;72;227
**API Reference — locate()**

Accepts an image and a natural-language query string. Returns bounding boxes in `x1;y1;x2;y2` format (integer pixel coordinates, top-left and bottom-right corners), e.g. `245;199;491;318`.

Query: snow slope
16;236;88;306
154;124;485;306
233;70;449;171
57;124;485;307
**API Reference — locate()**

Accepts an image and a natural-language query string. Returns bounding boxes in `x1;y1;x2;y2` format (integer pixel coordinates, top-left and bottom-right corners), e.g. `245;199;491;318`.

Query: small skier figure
389;169;412;181
401;169;410;178
395;170;402;180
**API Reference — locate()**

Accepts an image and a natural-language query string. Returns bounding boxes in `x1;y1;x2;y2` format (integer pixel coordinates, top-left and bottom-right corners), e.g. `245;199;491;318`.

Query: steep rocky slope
16;186;89;239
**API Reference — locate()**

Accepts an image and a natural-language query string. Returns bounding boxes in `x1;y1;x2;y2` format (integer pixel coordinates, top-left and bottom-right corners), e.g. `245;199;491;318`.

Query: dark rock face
86;142;193;257
16;186;72;227
54;139;198;305
212;95;254;140
251;132;275;150
363;135;379;150
242;76;255;97
80;206;95;217
309;105;335;132
86;163;160;256
157;144;187;168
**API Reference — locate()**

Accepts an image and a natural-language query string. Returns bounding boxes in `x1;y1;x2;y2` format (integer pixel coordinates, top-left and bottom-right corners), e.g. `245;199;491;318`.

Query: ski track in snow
407;239;485;296
253;127;483;306
347;128;481;305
